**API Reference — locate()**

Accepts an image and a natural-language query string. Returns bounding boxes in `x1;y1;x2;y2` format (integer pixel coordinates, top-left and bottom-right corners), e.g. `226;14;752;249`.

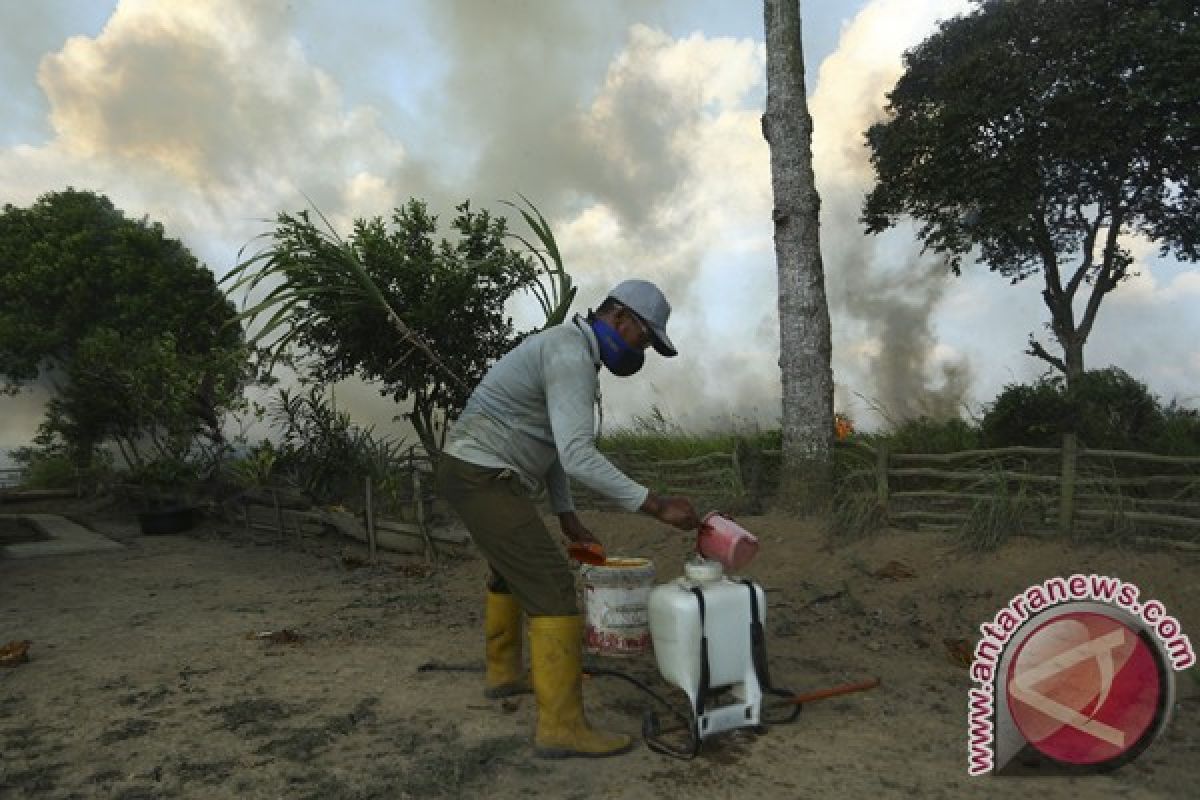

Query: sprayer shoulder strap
689;587;711;716
740;579;773;691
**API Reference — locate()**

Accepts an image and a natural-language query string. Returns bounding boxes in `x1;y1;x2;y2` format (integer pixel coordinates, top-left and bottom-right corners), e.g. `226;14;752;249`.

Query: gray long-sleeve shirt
441;314;649;513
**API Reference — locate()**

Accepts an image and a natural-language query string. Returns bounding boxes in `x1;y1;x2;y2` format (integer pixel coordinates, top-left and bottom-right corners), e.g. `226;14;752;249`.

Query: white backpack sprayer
583;512;880;760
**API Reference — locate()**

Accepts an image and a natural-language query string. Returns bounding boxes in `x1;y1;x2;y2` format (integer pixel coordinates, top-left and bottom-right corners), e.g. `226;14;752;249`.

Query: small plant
264;385;408;505
9;443;113;492
957;468;1030;551
1072;461;1142;546
11;448;75;489
226;441;279;490
826;489;888;543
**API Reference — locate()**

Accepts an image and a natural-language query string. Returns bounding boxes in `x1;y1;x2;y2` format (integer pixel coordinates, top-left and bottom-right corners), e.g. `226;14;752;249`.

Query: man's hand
558;511;599;544
640;493;700;531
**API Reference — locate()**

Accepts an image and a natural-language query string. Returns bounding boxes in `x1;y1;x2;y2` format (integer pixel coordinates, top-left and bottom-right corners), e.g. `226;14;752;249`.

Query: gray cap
606;279;676;357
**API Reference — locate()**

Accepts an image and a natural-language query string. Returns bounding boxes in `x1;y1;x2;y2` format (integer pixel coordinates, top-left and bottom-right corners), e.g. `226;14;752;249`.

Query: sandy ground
1;498;1198;799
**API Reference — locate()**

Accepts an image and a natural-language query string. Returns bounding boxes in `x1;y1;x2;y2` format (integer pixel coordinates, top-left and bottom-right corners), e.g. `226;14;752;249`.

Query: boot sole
534;740;637;759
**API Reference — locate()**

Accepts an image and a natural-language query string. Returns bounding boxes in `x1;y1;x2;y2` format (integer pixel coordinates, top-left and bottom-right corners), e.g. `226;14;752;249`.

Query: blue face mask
590;316;645;377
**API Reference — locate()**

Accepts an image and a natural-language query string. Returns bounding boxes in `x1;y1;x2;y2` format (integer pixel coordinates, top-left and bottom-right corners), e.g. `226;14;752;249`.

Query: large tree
229;199;541;457
763;0;835;510
863;0;1199;385
0;189;248;469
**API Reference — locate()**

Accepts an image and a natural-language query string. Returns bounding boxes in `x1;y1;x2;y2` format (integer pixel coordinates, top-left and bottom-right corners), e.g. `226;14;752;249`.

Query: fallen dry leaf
873;560;917;581
0;640;31;667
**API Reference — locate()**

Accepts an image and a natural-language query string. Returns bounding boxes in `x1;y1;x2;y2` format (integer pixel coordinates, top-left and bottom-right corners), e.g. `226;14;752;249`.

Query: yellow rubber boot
529;615;635;758
484;591;530;698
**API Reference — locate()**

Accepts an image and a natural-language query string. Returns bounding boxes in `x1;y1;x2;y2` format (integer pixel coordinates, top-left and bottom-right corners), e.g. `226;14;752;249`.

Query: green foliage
503;195;577;327
126;454;203;498
265;385;407;505
598;407;778;462
1152;402;1200;456
866;415;981;454
957;470;1030;551
827;440;887;542
865;0;1200;272
10;439;115;491
981;368;1168;450
980;380;1069;447
827;490;888;543
863;0;1200;378
0;189;249;469
226;440;279;490
10;446;75;489
225;199;540;456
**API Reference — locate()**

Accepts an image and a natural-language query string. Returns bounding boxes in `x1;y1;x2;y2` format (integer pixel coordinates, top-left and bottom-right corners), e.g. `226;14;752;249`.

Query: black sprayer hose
418;659;804;761
583;666;703;759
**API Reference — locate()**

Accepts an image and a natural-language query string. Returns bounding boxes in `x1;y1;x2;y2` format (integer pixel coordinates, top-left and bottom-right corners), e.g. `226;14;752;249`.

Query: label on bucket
584;586;652;656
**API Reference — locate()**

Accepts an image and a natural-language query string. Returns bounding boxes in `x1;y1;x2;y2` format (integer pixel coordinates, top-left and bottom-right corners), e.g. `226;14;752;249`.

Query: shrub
981;368;1167;451
980;380;1069;447
266;386;408;504
957;470;1031;551
1151;402;1200;456
10;448;76;489
866;415;981;454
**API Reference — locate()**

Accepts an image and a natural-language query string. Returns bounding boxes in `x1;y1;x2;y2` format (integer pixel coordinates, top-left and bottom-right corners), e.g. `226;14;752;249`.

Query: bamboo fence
234;447;469;562
574;436;1200;545
571;449;746;511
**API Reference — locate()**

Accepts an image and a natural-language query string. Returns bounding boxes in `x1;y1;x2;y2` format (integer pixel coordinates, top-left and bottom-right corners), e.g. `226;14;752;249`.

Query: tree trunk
1063;339;1084;387
408;390;442;462
763;0;834;512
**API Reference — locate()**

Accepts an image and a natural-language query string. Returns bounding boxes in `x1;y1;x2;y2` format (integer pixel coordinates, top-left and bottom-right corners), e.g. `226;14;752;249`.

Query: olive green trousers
436;454;578;616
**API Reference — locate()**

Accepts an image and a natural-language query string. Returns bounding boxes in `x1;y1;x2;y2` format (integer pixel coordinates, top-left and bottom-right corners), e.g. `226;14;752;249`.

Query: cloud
3;0;420;267
0;0;977;447
11;0;1189;455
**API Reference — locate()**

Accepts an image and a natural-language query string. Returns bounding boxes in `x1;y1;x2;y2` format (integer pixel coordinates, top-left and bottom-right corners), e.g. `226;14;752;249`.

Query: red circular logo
1006;612;1162;766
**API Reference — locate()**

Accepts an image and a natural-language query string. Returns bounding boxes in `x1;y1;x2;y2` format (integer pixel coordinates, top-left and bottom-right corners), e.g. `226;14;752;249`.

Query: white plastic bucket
580;557;655;656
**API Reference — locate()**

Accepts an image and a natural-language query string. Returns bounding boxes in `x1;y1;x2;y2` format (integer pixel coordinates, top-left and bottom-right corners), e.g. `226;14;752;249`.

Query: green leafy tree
863;0;1199;385
0;189;248;470
228;199;547;456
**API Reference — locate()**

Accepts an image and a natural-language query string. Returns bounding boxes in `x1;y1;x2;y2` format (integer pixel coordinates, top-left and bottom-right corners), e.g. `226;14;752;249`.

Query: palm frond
503;195;577;328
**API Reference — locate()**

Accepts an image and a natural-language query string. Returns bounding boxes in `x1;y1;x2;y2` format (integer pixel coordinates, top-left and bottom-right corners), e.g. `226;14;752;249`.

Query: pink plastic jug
696;512;760;571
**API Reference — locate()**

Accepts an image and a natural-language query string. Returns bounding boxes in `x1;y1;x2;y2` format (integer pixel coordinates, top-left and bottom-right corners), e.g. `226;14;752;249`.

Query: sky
1;0;1197;457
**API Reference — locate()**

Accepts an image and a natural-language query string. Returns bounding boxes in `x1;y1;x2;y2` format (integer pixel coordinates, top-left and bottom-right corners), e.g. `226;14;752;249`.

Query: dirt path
1;502;1197;798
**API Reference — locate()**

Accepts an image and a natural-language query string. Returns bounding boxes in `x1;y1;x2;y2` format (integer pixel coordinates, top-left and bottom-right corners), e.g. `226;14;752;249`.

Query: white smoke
6;0;1191;456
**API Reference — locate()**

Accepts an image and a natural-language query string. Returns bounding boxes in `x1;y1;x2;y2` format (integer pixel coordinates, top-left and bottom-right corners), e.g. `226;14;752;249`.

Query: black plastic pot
138;506;197;536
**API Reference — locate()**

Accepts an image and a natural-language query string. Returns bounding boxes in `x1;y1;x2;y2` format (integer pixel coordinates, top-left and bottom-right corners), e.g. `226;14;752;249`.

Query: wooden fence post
875;443;890;511
412;460;436;563
1059;433;1077;537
